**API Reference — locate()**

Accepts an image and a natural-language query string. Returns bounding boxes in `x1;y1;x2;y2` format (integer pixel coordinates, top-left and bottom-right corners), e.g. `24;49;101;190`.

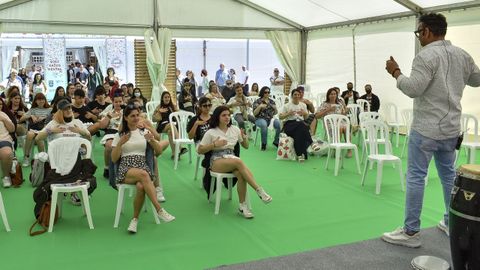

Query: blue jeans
404;130;457;233
255;118;281;145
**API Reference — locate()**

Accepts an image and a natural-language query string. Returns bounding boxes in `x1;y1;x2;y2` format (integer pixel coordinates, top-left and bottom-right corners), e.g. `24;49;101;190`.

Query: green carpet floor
0;134;465;270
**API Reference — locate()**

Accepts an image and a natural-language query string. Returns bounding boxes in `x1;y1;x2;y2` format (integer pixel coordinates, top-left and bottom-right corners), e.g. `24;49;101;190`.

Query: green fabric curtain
265;30;301;90
144;28;172;102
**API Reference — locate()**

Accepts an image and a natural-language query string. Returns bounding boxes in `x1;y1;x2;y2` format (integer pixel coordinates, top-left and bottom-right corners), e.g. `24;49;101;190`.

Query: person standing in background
215;63;228;87
270;68;285;96
238;65;250;96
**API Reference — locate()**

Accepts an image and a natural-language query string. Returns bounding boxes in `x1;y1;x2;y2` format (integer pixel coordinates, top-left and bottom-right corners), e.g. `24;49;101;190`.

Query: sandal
297;155;305;162
311;143;322;153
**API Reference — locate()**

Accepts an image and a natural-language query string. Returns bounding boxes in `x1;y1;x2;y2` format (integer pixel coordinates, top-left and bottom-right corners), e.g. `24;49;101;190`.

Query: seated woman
279;88;320;162
253;86;281;151
111;104;175;233
227;84;256;130
249;83;259;96
0;98;16;188
20;93;52;166
198;106;272;219
129;87;147;112
152;91;186;159
315;87;351;157
98;94;124;178
7;91;28;138
35;99;91;143
204;83;225;114
187;97;211;143
178;81;197;113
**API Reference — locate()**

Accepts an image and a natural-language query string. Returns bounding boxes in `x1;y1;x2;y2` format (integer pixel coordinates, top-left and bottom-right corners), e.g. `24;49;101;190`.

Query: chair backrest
146;101;160;122
460;113;479;142
401;109;414;135
169;111;195;140
316;93;326;108
359;112;383;125
347;104;362;127
324;114;351;144
356;99;370;112
246;96;259;105
383;102;400;124
361;119;393;156
273;94;287;112
48;137;92;158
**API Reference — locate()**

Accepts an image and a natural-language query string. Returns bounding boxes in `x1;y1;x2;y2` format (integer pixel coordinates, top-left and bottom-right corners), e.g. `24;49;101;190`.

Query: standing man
238;65;250;96
359;84;380;112
382;13;480;248
215;63;228;87
341;82;359;105
270;68;285;96
175;68;184;94
87;66;102;100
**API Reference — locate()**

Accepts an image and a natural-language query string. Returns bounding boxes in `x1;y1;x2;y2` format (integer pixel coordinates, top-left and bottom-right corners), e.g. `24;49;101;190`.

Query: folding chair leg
334;148;341;176
114;187;126;228
80;189;94;229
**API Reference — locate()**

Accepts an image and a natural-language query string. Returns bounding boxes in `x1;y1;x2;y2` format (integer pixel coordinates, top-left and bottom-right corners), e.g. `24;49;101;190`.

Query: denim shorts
0;141;13;149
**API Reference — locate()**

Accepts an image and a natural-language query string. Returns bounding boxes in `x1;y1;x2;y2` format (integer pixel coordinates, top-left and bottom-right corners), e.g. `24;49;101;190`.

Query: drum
449;164;480;270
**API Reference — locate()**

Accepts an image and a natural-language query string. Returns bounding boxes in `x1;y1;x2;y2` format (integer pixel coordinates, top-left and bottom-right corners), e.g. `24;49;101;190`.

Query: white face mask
134;92;141;97
89;69;94;74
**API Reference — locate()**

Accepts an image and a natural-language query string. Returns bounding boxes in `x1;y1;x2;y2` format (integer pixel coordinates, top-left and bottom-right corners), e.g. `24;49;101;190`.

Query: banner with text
106;38;127;85
43;37;67;100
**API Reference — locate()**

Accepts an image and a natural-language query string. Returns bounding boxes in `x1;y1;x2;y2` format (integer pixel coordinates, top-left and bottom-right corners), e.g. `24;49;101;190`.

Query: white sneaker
127;218;138;233
382;227;421;248
2;176;12;188
437;220;449;236
157;208;175;223
22;157;30;167
238;203;254;219
156;187;166;202
256;187;272;204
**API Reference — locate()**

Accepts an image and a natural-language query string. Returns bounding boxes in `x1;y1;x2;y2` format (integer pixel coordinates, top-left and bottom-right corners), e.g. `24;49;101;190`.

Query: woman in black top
152;91;184;159
178;81;197;113
187;97;211;143
130;87;147;112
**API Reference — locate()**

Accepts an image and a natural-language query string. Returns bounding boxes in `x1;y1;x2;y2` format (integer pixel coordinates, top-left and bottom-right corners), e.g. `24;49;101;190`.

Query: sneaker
127;218;138;233
437;220;449;236
2;176;12;188
157;208;175;223
22;157;30;167
298;155;305;162
156;187;166;202
70;193;82;206
256;187;272;204
261;144;266;151
382;227;421;248
238;203;254;219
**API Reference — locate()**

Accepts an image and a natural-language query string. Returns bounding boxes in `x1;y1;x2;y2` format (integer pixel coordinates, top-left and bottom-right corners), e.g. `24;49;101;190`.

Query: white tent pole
352;25;357;90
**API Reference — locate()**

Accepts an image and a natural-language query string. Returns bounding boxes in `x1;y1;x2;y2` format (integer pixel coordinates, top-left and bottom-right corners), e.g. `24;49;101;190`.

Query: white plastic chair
356;99;370;112
459;114;480;164
48;137;93;232
383;102;403;147
209;171;251;215
194;144;204;186
359;112;387;164
146;101;160;124
0;191;11;232
401;109;414;158
113;184;160;228
316;92;326;109
360;120;405;194
169;111;195;170
324;114;361;176
347;104;362;146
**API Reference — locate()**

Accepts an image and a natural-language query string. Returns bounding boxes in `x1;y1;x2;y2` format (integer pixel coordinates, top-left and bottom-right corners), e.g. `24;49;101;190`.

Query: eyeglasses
414;28;424;38
202;104;212;108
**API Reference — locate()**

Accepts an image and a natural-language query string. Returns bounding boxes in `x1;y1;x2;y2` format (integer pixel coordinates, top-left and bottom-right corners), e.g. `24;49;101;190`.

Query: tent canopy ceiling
0;0;479;36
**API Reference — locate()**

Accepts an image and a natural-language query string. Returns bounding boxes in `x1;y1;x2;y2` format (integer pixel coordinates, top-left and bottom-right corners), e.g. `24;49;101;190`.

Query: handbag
276;133;296;161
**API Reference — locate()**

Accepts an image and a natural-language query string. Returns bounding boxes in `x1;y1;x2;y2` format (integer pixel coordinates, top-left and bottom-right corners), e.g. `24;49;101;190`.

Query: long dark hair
119;104;141;135
31;93;51;109
209;105;231;129
0;97;17;128
325;87;339;104
52;86;65;102
6;91;28;112
196;96;210;116
33;73;43;84
258;86;270;98
160;91;174;111
132;87;147;104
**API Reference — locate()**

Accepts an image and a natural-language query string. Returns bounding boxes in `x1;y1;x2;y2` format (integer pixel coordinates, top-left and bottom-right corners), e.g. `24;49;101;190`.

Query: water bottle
11;159;17;174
